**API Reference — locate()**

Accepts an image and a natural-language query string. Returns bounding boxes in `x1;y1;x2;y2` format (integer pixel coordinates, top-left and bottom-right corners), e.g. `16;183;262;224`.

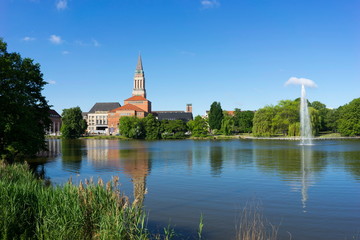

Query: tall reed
236;201;279;240
0;161;149;239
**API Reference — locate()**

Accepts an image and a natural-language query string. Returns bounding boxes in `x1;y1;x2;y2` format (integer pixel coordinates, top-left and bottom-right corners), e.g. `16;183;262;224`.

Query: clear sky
1;0;359;116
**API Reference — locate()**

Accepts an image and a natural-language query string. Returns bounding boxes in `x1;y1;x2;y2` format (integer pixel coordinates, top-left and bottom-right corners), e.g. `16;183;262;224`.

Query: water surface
31;139;360;239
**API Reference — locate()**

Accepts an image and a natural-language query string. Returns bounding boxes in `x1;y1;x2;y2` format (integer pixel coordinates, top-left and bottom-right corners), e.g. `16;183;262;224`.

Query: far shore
46;133;360;141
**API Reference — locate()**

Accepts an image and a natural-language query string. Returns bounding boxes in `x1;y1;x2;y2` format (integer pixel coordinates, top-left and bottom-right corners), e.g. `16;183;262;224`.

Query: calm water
30;139;360;240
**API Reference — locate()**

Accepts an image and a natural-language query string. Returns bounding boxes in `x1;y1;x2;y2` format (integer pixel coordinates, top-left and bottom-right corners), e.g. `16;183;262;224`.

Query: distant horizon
2;0;359;116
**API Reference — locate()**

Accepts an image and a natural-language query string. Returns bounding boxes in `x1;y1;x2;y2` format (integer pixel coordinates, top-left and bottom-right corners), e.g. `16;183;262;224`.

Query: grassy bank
0;161;157;240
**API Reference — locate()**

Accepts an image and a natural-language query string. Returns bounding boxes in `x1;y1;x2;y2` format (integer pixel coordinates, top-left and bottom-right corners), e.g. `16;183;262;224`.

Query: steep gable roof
124;96;148;101
89;102;121;113
110;104;145;112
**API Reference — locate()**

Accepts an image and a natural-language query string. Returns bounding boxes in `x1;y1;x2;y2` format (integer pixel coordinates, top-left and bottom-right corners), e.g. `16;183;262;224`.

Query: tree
252;105;276;137
0;39;51;162
143;114;160;140
160;119;188;139
208;101;223;131
272;100;299;136
233;109;254;133
119;116;145;139
220;113;234;135
337;98;360;136
187;115;208;137
311;101;330;132
61;107;87;139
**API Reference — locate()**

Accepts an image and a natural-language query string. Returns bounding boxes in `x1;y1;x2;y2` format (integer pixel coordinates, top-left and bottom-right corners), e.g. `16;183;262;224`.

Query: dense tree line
119;114;190;140
0;39;51;162
252;98;360;137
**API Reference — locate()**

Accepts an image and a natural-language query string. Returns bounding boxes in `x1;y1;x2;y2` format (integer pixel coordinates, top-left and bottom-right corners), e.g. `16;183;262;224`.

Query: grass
236;201;279;240
0;161;175;240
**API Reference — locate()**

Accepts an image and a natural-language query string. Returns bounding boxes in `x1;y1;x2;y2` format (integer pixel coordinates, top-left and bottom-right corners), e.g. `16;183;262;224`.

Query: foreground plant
236;201;279;240
0;161;152;239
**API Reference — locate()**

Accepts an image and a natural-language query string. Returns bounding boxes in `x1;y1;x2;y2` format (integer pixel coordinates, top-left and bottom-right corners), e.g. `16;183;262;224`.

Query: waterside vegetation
0;161;173;240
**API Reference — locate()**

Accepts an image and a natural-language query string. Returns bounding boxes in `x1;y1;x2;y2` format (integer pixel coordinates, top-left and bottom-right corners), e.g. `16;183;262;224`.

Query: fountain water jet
300;84;313;145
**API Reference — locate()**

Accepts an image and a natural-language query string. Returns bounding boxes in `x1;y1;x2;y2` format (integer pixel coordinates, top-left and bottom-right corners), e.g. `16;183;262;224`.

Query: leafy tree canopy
119;116;145;139
61;107;87;139
187;115;208;137
208;101;223;131
0;38;51;162
337;98;360;136
233;109;254;133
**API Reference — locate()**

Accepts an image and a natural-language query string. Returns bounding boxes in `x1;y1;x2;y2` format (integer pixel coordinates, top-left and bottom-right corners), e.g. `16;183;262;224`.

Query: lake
30;139;360;240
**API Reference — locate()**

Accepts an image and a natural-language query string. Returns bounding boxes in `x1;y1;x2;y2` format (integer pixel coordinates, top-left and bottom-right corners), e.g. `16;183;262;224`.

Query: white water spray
300;84;313;145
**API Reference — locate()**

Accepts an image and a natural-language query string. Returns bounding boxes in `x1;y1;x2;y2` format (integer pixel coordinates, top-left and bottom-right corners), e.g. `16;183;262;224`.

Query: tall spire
136;53;143;71
132;53;146;98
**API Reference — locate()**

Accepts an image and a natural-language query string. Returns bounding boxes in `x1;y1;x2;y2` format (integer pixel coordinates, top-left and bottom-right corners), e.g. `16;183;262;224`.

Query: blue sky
1;0;359;116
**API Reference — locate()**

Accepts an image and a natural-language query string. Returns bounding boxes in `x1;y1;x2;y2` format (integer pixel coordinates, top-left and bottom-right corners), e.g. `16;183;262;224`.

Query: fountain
300;84;313;145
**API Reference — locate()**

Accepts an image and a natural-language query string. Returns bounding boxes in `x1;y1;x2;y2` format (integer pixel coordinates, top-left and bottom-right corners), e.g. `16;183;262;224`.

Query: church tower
132;54;146;98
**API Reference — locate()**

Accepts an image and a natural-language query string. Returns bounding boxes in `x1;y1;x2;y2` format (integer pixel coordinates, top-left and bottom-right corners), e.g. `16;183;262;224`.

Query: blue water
31;139;360;239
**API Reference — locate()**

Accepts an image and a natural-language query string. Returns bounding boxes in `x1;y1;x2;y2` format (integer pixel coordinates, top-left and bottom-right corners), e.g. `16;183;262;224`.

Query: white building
85;102;121;135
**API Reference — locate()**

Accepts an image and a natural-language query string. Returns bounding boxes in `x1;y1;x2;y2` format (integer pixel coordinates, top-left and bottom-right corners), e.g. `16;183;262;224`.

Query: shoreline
46;135;360;141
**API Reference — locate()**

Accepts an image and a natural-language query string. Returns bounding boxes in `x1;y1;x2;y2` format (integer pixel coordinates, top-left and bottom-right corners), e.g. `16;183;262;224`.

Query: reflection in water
31;139;62;179
62;140;83;173
86;140;150;204
300;146;313;211
252;142;323;211
210;146;223;176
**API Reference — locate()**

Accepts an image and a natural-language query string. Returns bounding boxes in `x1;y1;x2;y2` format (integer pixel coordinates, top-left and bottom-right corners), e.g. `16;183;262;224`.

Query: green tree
337;98;360;136
61;107;87;139
119;116;145;139
208;102;223;131
272;100;299;135
0;39;51;162
220;113;234;135
233;109;255;133
143;114;160;140
187;115;208;137
311;101;330;132
325;108;339;132
160;120;188;139
252;105;277;137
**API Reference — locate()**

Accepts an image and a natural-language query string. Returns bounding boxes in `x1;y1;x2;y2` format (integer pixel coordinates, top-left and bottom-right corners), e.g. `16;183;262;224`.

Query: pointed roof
109;104;145;112
124;95;148;101
136;54;143;71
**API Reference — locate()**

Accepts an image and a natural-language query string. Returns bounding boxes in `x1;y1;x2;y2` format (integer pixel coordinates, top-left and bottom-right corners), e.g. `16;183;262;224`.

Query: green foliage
187;115;209;137
337;98;360;136
233;109;254;133
208;102;223;131
252;99;323;137
272;100;300;135
252;105;277;137
119;116;145;139
309;107;320;136
325;108;340;133
311;101;330;131
0;161;150;239
119;116;189;139
143;114;161;140
61;107;87;139
220;113;234;135
160;119;188;139
0;38;51;162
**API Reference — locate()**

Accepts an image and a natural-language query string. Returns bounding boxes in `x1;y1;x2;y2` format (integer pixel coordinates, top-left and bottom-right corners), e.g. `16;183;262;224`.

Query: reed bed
236;201;279;240
0;161;152;240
